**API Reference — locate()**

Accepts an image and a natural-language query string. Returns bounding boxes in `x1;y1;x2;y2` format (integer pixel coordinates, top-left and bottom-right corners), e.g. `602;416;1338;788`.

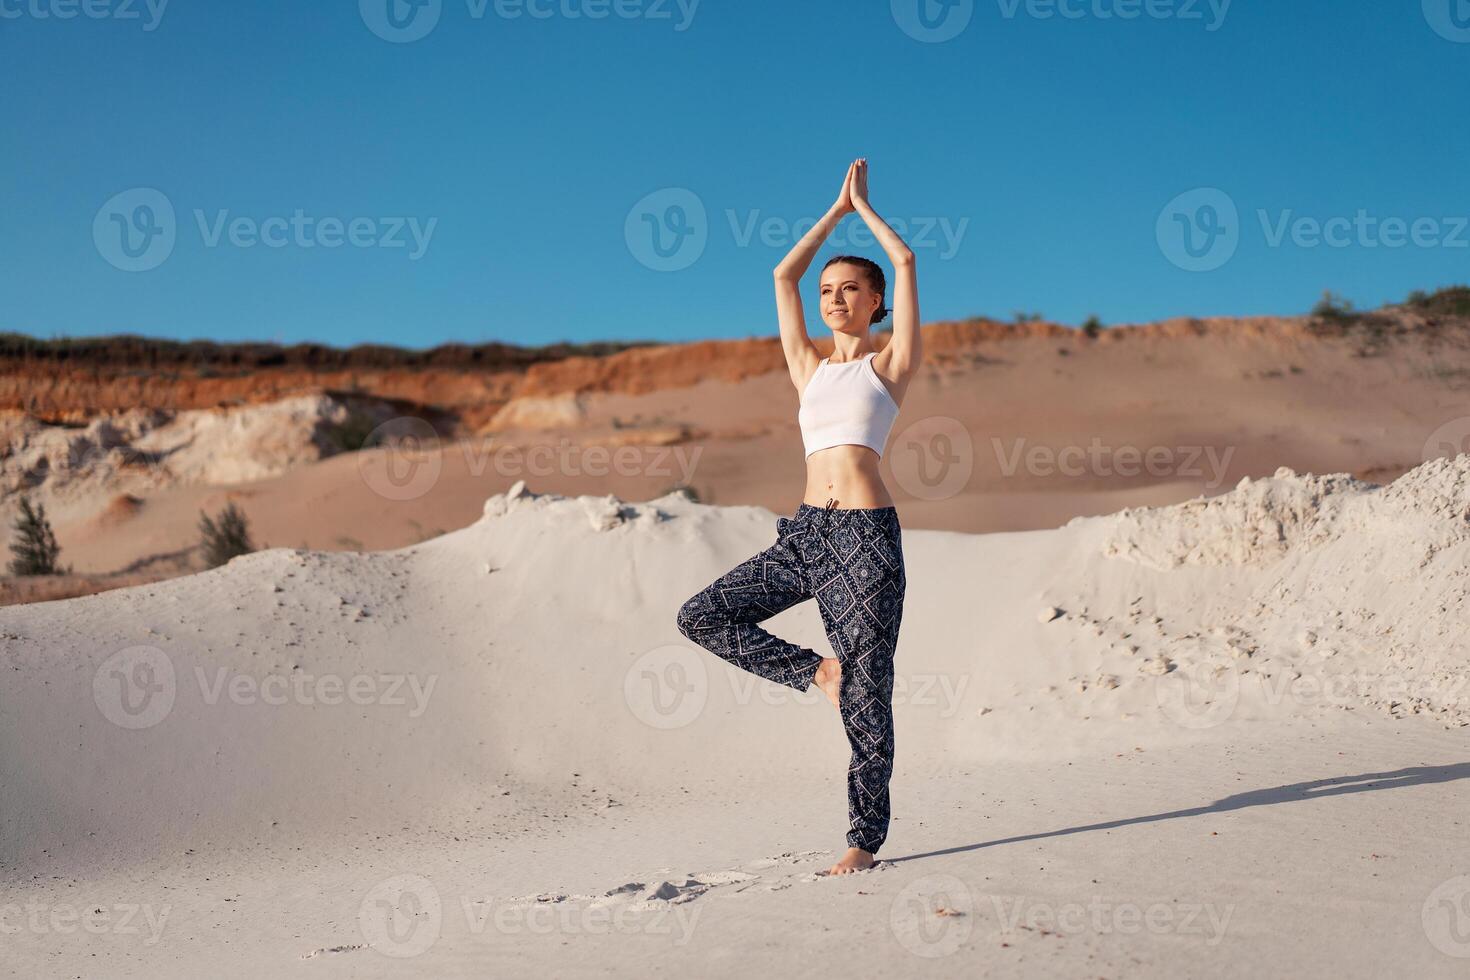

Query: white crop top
797;352;900;458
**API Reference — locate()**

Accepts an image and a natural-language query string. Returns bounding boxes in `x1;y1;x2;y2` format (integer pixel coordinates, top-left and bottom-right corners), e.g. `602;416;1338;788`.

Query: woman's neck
827;339;873;363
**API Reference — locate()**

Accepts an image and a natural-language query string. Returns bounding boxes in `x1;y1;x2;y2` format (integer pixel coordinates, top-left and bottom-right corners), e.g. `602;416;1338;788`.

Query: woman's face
818;263;881;333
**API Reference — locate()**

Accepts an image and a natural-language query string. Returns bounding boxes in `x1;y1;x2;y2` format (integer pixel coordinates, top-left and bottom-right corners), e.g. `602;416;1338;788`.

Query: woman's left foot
824;847;876;875
813;657;841;709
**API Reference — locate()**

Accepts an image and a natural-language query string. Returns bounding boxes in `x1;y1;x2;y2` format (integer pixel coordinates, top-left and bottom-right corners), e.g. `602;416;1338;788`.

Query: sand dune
3;311;1467;606
2;457;1467;975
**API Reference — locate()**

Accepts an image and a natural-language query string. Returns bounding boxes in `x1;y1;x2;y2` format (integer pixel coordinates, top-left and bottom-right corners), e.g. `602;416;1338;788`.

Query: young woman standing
677;158;922;876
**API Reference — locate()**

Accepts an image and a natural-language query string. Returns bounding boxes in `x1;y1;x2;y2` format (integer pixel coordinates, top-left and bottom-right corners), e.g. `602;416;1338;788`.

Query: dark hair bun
872;306;890;324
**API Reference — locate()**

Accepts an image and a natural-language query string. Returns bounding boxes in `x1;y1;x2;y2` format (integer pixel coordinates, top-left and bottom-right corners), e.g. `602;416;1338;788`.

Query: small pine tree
1081;315;1103;339
198;502;257;568
8;496;63;576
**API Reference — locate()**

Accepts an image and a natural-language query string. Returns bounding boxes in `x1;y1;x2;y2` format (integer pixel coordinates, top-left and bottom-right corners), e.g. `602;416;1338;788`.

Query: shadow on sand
888;762;1470;865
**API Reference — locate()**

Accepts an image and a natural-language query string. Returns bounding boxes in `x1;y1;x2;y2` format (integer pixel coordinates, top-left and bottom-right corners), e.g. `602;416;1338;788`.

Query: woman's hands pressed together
849;157;870;213
833;158;872;217
833;159;858;217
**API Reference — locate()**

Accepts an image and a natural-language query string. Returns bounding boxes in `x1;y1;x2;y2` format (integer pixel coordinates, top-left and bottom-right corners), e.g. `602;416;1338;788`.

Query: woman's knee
675;596;703;638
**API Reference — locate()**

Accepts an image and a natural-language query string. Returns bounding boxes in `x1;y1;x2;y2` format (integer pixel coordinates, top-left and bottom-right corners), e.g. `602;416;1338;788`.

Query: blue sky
4;0;1468;349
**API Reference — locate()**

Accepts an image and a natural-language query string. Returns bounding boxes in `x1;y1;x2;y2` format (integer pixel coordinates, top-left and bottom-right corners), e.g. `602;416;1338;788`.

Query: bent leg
675;538;823;693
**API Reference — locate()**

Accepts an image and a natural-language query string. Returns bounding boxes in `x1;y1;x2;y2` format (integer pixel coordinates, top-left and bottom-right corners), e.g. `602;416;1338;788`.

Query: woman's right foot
814;658;841;708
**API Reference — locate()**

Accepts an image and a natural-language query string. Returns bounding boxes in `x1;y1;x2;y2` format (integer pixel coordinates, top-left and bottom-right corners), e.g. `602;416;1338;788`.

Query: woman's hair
821;254;888;324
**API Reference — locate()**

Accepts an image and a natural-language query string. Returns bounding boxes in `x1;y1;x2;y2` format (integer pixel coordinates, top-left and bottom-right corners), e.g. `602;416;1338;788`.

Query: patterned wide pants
675;499;907;855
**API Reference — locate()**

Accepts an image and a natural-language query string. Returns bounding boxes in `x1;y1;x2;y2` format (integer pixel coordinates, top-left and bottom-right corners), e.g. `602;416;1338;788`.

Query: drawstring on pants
778;498;841;555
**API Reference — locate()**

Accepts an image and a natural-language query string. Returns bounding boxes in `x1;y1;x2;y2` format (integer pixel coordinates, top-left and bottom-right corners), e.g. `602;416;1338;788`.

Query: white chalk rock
583;494;627;532
1141;655;1175;675
482;479;533;520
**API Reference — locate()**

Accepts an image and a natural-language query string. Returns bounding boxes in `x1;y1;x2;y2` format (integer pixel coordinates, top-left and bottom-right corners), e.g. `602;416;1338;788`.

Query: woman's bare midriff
802;445;895;509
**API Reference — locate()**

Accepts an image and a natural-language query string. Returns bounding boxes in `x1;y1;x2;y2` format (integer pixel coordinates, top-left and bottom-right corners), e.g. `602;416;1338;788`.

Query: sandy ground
4;722;1466;978
3;457;1468;976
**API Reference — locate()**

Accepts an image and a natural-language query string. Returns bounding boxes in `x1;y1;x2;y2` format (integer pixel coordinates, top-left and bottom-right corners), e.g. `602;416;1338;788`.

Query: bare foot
824;847;876;876
813;657;841;708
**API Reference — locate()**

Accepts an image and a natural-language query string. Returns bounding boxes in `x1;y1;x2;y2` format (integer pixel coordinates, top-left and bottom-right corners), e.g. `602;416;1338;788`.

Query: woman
676;158;921;876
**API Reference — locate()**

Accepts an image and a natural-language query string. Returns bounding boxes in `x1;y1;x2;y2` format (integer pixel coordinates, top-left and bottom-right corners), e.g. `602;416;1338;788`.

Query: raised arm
849;159;921;381
773;161;859;388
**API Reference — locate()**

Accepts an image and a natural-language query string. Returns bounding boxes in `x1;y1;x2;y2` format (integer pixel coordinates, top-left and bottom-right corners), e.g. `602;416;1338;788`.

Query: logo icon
1422;416;1470;464
359;874;443;957
1423;0;1470;43
891;0;975;43
1423;875;1470;957
624;644;709;729
1153;663;1241;730
93;645;177;729
888;416;973;502
1156;188;1239;272
360;0;442;43
94;189;176;272
890;873;974;956
625;188;707;272
355;416;444;501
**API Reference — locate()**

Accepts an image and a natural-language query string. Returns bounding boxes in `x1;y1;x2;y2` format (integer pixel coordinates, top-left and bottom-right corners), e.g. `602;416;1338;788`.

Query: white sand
2;458;1468;976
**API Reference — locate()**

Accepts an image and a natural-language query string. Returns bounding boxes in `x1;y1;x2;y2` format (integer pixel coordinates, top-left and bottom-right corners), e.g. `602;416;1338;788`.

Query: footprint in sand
502;849;876;912
300;944;368;959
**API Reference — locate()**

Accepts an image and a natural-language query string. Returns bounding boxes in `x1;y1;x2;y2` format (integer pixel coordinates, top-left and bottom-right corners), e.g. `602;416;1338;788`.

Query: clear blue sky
5;0;1468;349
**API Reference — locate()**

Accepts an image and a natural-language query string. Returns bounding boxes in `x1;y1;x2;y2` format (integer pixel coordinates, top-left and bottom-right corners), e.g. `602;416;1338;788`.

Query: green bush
1405;285;1470;318
326;412;381;453
8;496;65;576
199;502;257;568
1081;315;1103;339
1311;290;1358;322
